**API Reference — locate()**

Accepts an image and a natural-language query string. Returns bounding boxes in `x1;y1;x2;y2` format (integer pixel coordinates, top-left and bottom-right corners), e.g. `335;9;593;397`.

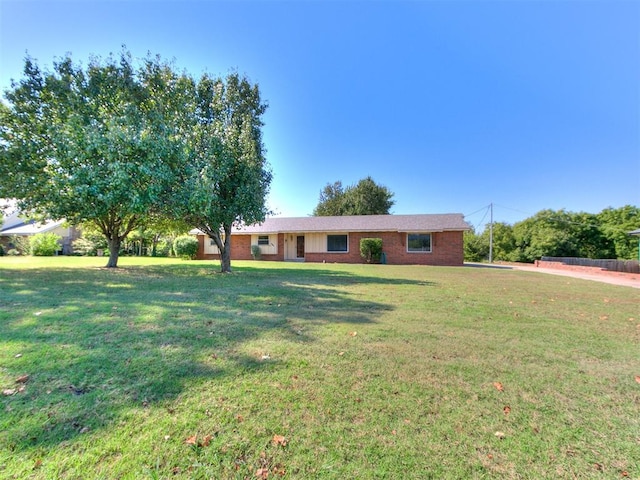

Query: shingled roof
230;214;470;234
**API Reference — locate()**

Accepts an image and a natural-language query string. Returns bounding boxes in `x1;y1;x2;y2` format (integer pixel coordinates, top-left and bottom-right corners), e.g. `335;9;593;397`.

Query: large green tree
511;209;616;262
464;222;517;262
313;176;394;216
174;72;272;273
0;52;188;267
597;205;640;259
313;181;347;216
463;228;489;262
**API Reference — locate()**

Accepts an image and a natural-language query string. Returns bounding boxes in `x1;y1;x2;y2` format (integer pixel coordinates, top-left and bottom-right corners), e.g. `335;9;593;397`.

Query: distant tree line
464;205;639;263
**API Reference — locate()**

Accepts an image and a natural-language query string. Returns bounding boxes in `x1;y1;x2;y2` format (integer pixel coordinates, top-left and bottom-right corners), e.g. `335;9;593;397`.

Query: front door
296;235;305;259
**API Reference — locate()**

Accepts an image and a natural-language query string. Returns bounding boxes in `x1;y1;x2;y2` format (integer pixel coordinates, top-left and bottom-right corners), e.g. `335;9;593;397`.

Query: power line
492;203;532;217
464;205;490;232
464;204;491;219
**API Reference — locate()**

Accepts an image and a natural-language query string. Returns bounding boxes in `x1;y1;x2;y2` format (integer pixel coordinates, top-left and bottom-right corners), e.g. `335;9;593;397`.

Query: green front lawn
1;257;638;478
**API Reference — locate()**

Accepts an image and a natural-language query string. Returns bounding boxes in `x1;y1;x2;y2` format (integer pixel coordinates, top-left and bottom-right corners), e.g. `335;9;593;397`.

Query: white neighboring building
0;207;79;254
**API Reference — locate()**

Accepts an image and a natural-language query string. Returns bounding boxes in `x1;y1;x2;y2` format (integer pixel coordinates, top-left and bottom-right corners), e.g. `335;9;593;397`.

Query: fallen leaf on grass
503;406;511;415
255;467;269;479
349;331;357;337
272;464;286;476
14;353;22;358
16;374;29;383
3;389;16;396
338;351;345;356
272;434;287;447
599;315;609;321
493;382;504;392
185;434;213;447
34;311;42;316
635;375;640;384
494;431;505;439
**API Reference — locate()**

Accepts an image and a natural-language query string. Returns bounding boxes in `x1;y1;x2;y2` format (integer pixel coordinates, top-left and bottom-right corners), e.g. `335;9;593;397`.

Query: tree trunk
151;234;160;257
106;237;121;268
220;247;232;273
220;225;233;273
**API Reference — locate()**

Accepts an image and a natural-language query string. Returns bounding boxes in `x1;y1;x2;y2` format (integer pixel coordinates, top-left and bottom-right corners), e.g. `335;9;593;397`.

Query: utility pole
488;202;494;263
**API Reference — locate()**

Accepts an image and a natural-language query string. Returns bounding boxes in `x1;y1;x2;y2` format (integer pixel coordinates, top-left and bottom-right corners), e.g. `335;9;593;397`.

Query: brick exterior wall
304;231;463;266
197;231;464;266
197;234;258;261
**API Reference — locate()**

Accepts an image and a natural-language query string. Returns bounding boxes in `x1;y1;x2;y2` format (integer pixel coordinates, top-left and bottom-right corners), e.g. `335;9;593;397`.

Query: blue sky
1;0;638;230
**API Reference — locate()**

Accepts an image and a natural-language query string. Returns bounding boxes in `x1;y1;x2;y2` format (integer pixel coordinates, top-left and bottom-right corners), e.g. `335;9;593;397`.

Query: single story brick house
193;213;470;266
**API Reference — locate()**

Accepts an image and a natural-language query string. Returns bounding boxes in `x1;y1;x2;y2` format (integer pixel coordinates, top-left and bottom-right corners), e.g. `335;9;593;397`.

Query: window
258;235;269;246
407;233;432;252
327;234;348;252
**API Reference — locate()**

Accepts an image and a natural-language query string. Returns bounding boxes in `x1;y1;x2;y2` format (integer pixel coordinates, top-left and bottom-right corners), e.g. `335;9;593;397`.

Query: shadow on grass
0;263;430;451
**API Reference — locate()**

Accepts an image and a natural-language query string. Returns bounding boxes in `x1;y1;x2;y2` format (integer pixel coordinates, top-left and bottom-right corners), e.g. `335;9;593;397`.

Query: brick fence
538;257;640;274
534;260;640;279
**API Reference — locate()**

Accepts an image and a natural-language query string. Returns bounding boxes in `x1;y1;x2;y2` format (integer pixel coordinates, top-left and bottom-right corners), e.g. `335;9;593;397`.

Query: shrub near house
360;237;383;263
173;235;199;259
29;233;62;256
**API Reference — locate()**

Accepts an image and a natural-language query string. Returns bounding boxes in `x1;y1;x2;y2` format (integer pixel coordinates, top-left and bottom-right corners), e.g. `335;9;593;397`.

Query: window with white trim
407;233;432;252
258;235;269;246
327;234;348;252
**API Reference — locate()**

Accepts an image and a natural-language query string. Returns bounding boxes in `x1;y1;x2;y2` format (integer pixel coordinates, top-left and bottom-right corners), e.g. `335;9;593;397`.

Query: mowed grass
0;257;638;479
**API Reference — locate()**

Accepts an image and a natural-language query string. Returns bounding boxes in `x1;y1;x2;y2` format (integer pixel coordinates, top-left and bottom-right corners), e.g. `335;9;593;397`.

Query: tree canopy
0;52;272;272
0;52;189;267
312;176;394;216
171;72;272;273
